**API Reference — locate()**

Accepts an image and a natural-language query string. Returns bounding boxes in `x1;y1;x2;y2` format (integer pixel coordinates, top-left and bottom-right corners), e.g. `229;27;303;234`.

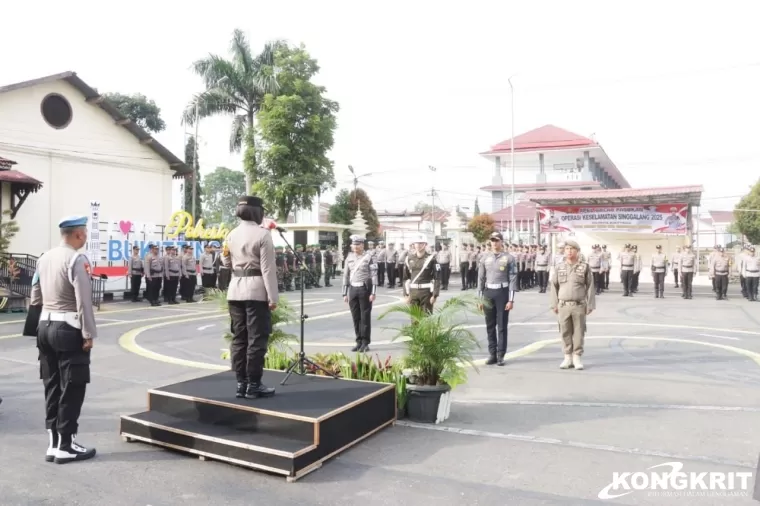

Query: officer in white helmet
401;233;440;312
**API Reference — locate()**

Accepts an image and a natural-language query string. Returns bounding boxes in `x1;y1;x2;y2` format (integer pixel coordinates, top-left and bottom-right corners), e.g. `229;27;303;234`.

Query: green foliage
0;210;19;257
467;214;495;243
104;92;166;133
734;179;760;244
202;167;246;226
184;29;283;191
379;295;481;388
183;136;203;220
255;43;339;221
327;188;380;241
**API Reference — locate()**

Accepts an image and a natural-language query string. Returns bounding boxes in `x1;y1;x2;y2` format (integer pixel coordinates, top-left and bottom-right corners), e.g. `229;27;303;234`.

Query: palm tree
182;29;284;191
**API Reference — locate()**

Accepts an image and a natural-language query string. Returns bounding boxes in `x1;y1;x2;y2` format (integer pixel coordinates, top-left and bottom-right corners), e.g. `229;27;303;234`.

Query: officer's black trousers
603;270;610;289
440;263;450;288
621;270;633;294
715;274;728;297
130;275;142;301
483;287;510;356
746;277;759;300
146;277;162;302
180;276;196;300
385;264;395;287
653;272;665;295
681;272;694;298
712;276;717;292
201;273;216;288
740;275;746;297
410;289;434;314
164;277;179;301
537;270;549;291
632;272;640;291
229;300;271;383
673;269;679;287
377;262;385;286
592;271;601;292
460;262;469;288
218;268;231;291
348;285;372;344
37;321;90;437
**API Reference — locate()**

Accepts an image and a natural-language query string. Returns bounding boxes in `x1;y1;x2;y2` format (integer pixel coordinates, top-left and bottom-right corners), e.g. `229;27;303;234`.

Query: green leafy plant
379;295;481;388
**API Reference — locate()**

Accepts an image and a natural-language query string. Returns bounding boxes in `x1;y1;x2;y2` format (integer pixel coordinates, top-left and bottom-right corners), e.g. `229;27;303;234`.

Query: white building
0;71;189;256
377;209;449;238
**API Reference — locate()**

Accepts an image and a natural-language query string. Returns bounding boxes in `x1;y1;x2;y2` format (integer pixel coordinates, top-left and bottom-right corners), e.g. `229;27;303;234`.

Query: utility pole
508;75;516;242
428;165;437;239
191;101;199;222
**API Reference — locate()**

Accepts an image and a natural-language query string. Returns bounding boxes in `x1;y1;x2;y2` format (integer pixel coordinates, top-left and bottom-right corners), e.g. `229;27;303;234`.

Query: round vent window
41;93;73;129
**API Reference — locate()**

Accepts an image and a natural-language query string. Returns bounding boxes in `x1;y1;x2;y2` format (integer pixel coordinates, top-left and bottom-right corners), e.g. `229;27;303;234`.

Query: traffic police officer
534;245;550;293
436;243;451;290
343;235;378;352
145;243;164;306
200;244;216;289
386;242;398;289
631;245;642;293
128;245;143;302
651;245;668;298
163;246;182;304
477;232;517;366
587;245;602;295
180;244;197;302
672;246;682;288
601;245;611;290
710;246;731;300
26;215;98;464
376;241;387;286
401;234;440;313
314;245;323;288
619;244;635;296
223;196;278;399
679;244;697;299
549;239;595;371
743;246;759;301
395;243;407;288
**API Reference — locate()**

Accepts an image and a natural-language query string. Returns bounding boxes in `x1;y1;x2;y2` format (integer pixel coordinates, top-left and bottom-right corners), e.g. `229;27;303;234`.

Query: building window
41;93;73;129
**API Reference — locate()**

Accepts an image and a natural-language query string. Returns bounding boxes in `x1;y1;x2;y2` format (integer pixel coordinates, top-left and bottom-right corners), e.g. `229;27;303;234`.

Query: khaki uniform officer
534;246;550;293
145;243;164;306
26;215;98;464
710;246;731;300
436;244;452;290
550;239;595;370
651;245;668;298
672;247;682;288
619;244;635;296
128;246;144;302
477;232;517;366
223;196;278;400
180;244;197;302
679;245;697;299
163;246;182;304
376;242;387;286
401;233;440;313
743;247;759;301
343;235;378;352
200;244;216;289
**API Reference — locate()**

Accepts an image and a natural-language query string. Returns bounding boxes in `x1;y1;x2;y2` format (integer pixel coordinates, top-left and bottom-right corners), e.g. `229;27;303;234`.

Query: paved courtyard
1;275;759;505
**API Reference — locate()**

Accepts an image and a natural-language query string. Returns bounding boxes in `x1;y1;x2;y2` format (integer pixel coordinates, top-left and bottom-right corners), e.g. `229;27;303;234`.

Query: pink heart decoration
119;220;133;235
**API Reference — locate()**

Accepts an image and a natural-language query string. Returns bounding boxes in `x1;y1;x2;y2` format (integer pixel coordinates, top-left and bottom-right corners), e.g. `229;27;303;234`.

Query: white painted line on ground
197;324;216;331
451;400;760;412
395;421;754;469
536;329;557;333
698;333;742;341
96;318;127;323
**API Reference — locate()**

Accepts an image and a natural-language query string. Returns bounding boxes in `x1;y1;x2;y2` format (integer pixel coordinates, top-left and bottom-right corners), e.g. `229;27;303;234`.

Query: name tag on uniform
499;257;507;271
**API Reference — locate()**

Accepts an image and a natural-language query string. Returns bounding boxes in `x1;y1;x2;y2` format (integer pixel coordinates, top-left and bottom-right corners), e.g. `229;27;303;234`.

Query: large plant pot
406;384;452;424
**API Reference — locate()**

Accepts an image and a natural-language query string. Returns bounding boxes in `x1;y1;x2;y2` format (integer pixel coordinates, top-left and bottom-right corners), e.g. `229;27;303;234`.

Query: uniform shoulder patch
83;261;92;276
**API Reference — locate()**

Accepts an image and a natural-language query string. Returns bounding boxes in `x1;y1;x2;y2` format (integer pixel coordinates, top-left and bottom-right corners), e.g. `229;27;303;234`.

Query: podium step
121;410;316;476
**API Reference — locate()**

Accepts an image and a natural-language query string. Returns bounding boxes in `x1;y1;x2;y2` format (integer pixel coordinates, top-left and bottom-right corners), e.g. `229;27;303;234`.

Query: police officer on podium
477;232;517;366
343;235;378;352
25;215;98;464
223;196;278;400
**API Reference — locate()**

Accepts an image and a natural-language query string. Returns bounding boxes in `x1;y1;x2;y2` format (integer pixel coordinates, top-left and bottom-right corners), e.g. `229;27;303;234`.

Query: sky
2;0;758;216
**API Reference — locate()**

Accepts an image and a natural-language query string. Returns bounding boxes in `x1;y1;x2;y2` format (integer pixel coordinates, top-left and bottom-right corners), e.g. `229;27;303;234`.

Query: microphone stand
277;229;338;385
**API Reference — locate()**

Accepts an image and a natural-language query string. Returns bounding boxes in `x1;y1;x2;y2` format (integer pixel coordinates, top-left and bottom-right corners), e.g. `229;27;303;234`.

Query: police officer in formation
741;246;759;301
200;244;216;289
709;246;731;300
436;243;451;290
180;244;197;302
343;235;378;352
128;245;143;302
163;245;182;304
587;245;603;295
679;244;697;299
401;234;440;313
651;245;668;298
619;244;636;296
274;246;288;292
145;243;164;306
534;245;550;293
376;241;387;286
671;246;682;288
223;196;278;399
601;245;611;290
630;245;642;293
284;247;295;291
549;240;595;371
459;244;471;290
26;215;98;464
314;245;323;287
477;232;517;366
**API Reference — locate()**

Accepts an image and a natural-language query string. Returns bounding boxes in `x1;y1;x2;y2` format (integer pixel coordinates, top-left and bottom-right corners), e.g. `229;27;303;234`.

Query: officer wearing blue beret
25;215;97;464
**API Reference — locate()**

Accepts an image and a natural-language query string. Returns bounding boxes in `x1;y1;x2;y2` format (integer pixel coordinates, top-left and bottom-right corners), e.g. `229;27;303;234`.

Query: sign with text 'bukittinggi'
539;204;688;234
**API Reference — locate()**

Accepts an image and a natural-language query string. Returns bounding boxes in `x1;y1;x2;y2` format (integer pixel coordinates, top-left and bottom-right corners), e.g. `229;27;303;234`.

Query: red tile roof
481;181;603;192
490;201;538;222
524;185;703;201
708;210;735;223
485;125;597;154
421;210;449;223
0;169;42;187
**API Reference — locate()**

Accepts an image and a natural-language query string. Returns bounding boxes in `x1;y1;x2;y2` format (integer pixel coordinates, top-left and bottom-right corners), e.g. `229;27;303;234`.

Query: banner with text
538;204;688;234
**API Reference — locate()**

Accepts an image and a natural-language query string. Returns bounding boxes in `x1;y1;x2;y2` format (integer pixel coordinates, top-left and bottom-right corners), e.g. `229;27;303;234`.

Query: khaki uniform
200;252;216;288
710;254;730;299
164;254;182;303
619;251;635;296
436;248;452;289
180;253;197;302
671;251;682;287
343;250;379;349
550;260;595;359
128;255;144;302
587;251;602;294
742;253;759;301
402;250;440;313
145;254;164;305
534;251;550;293
679;251;696;299
651;252;668;298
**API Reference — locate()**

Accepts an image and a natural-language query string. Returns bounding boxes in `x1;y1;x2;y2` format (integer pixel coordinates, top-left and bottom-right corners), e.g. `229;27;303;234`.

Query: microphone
264;219;287;233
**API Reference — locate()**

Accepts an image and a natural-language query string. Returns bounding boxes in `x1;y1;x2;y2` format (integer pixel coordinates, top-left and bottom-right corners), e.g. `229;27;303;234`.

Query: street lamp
428;166;437;236
508;75;516;242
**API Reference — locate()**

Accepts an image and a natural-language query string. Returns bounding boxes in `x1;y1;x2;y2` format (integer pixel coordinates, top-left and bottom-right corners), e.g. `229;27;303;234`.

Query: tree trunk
243;115;255;193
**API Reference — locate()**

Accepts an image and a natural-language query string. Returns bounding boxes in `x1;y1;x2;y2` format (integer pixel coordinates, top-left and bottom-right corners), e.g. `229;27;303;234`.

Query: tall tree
473;198;481;217
202;167;246;225
734;179;760;244
254;43;338;221
183;136;203;220
467;214;495;243
328;189;381;246
104;92;166;133
183;29;283;191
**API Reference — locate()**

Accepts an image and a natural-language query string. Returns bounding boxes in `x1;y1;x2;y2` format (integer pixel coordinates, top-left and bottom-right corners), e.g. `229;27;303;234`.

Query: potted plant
379;296;480;424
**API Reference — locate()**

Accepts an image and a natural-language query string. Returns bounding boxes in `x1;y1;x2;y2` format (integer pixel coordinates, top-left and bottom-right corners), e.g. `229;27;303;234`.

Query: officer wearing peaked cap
550;239;595;370
25;215;98;464
478;232;517;366
343;235;378;352
651;245;668;298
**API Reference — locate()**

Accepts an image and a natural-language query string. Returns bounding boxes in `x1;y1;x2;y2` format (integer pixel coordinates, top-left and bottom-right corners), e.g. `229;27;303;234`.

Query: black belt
233;268;262;277
623;264;633;267
150;270;161;275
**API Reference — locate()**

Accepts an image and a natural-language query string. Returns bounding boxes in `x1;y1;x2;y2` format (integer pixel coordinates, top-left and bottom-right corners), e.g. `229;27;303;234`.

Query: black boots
245;382;275;399
53;433;96;464
236;382;247;398
497;353;506;367
486;353;506;366
351;342;370;352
